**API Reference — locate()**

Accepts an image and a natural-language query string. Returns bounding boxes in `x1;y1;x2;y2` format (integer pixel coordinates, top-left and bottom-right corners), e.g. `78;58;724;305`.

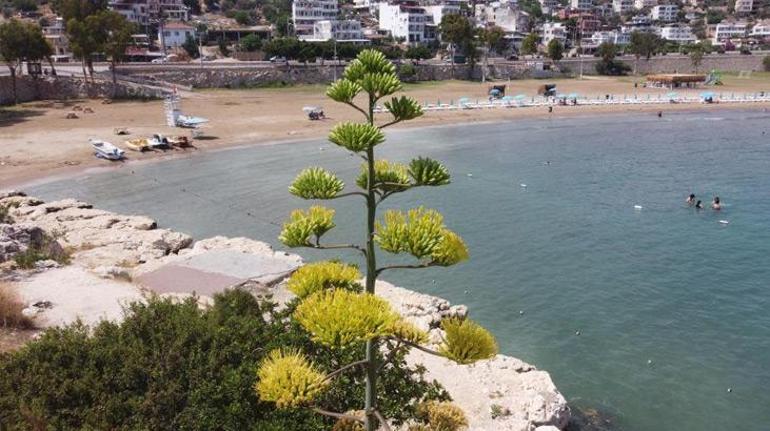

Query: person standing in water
695;200;703;209
686;194;696;206
712;197;721;210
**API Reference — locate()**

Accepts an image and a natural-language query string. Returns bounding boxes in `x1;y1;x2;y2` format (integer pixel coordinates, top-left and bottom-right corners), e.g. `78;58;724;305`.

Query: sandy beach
2;75;770;187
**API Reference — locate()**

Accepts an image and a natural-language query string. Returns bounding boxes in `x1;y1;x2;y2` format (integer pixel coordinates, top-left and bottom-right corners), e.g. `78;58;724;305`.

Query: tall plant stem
364;94;378;431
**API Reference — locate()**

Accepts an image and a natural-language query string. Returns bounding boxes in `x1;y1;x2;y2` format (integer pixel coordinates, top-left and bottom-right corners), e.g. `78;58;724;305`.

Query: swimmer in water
686;193;696;206
657;111;663;118
695;200;703;209
712;197;721;210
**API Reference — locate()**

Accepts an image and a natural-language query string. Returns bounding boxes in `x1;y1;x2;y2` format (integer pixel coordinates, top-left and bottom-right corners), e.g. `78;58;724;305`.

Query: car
506;54;519;61
151;58;167;64
269;56;287;63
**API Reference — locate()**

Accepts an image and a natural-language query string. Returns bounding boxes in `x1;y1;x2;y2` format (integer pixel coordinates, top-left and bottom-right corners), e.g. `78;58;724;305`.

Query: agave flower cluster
255;49;498;431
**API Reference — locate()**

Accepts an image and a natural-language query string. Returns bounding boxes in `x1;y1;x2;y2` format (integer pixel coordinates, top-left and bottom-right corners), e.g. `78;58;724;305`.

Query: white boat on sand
90;139;125;160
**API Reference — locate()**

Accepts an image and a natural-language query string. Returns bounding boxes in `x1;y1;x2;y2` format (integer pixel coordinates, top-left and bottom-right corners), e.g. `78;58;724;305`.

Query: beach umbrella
567;93;579;99
513;94;527;100
458;97;470;104
666;92;678;99
556;94;567;99
502;95;514;101
700;91;715;99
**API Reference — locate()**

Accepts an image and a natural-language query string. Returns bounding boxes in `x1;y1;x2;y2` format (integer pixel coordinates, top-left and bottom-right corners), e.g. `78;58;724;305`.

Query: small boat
176;115;208;129
90;139;125;160
167;135;192;148
125;138;152;152
147;134;171;149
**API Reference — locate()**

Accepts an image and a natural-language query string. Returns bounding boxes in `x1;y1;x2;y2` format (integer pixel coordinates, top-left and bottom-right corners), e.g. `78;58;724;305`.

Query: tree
520;33;539;57
52;0;109;22
628;31;659;61
218;37;230;57
688;41;711;72
546;39;563;61
100;12;134;93
239;33;261;52
764;55;770;72
405;45;432;60
183;0;201;15
0;20;53;104
233;10;251;25
182;34;200;58
439;14;474;56
595;42;630;75
256;49;498;431
478;26;505;82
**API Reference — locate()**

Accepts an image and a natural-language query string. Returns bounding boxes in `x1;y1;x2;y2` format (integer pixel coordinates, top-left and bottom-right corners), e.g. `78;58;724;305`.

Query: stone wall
107;53;767;90
0;76;168;106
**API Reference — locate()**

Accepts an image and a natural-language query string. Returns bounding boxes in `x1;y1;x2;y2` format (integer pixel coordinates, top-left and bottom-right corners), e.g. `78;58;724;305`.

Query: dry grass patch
0;283;34;329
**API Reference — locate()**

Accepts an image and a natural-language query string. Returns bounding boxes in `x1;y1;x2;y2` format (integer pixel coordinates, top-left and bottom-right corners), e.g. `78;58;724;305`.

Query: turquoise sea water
28;110;770;430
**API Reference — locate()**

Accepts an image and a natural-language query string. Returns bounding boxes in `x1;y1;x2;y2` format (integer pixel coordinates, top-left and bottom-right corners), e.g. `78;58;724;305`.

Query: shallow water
29;110;770;431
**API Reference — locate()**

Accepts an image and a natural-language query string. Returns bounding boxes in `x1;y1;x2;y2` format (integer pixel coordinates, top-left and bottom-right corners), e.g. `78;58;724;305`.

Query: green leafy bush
0;289;447;430
12;233;70;269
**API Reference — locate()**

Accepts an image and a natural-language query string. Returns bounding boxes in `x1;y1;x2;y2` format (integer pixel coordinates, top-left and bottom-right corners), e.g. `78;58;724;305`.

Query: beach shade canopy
556;94;567;99
700;91;715;99
458;97;470;104
567;93;580;99
513;94;527;100
502;95;514;101
666;92;678;98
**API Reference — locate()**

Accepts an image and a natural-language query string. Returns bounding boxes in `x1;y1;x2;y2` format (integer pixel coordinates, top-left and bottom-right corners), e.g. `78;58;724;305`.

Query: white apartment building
539;0;559;14
542;21;567;44
750;20;770;37
292;0;339;35
613;0;634;14
634;0;656;9
159;21;194;49
42;17;71;62
712;21;748;44
475;1;530;32
299;19;367;42
109;0;188;26
570;0;594;11
423;3;461;30
734;0;753;13
378;3;435;44
659;24;696;42
590;30;631;45
650;4;678;22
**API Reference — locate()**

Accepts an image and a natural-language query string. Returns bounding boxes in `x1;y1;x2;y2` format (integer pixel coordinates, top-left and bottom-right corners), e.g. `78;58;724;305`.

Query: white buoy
519;310;525;315
647;359;653;365
467;173;473;177
719;220;729;225
727;388;733;393
464;290;469;294
634;205;643;210
520;183;527;188
575;330;581;336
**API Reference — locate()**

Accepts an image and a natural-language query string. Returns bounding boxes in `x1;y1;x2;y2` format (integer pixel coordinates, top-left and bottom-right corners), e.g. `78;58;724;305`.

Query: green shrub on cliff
0;289;447;430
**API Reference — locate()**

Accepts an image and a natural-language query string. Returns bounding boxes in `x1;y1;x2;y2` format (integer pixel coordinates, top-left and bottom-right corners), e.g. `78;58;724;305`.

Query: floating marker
520;183;527;188
719;220;729;225
647;359;653;365
575;330;581;336
727;388;733;393
464;290;469;294
467;173;473;177
634;205;643;210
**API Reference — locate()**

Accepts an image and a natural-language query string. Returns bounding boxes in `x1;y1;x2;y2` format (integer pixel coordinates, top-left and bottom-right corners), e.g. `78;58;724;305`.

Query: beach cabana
646;74;706;89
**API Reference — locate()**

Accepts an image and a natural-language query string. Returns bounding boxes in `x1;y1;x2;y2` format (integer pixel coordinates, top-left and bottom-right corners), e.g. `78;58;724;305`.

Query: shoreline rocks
0;191;570;430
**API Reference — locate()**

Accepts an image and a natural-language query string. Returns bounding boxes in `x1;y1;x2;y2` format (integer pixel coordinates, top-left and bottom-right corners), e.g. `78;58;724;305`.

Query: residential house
423;3;461;30
42;17;71;62
590;29;631;45
159;21;195;49
570;0;594;12
612;0;634;14
542;21;567;44
734;0;753;14
650;4;679;22
292;0;339;36
300;19;368;42
659;23;696;42
712;21;748;44
634;0;656;10
749;20;770;39
539;0;560;15
109;0;188;26
378;3;435;44
475;1;530;33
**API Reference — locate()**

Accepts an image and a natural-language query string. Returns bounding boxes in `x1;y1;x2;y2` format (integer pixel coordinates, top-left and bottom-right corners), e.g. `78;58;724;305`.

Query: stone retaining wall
112;53;766;89
0;76;168;106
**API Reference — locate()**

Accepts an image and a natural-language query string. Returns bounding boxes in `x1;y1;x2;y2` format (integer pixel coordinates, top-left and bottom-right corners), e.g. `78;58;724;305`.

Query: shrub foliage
0;290;447;430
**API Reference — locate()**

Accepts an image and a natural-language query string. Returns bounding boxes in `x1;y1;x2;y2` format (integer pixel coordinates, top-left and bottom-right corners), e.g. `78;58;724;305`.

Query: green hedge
0;289;447;430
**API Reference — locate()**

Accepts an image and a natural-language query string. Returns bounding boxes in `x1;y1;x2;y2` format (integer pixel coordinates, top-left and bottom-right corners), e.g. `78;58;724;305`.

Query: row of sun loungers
372;93;770;114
